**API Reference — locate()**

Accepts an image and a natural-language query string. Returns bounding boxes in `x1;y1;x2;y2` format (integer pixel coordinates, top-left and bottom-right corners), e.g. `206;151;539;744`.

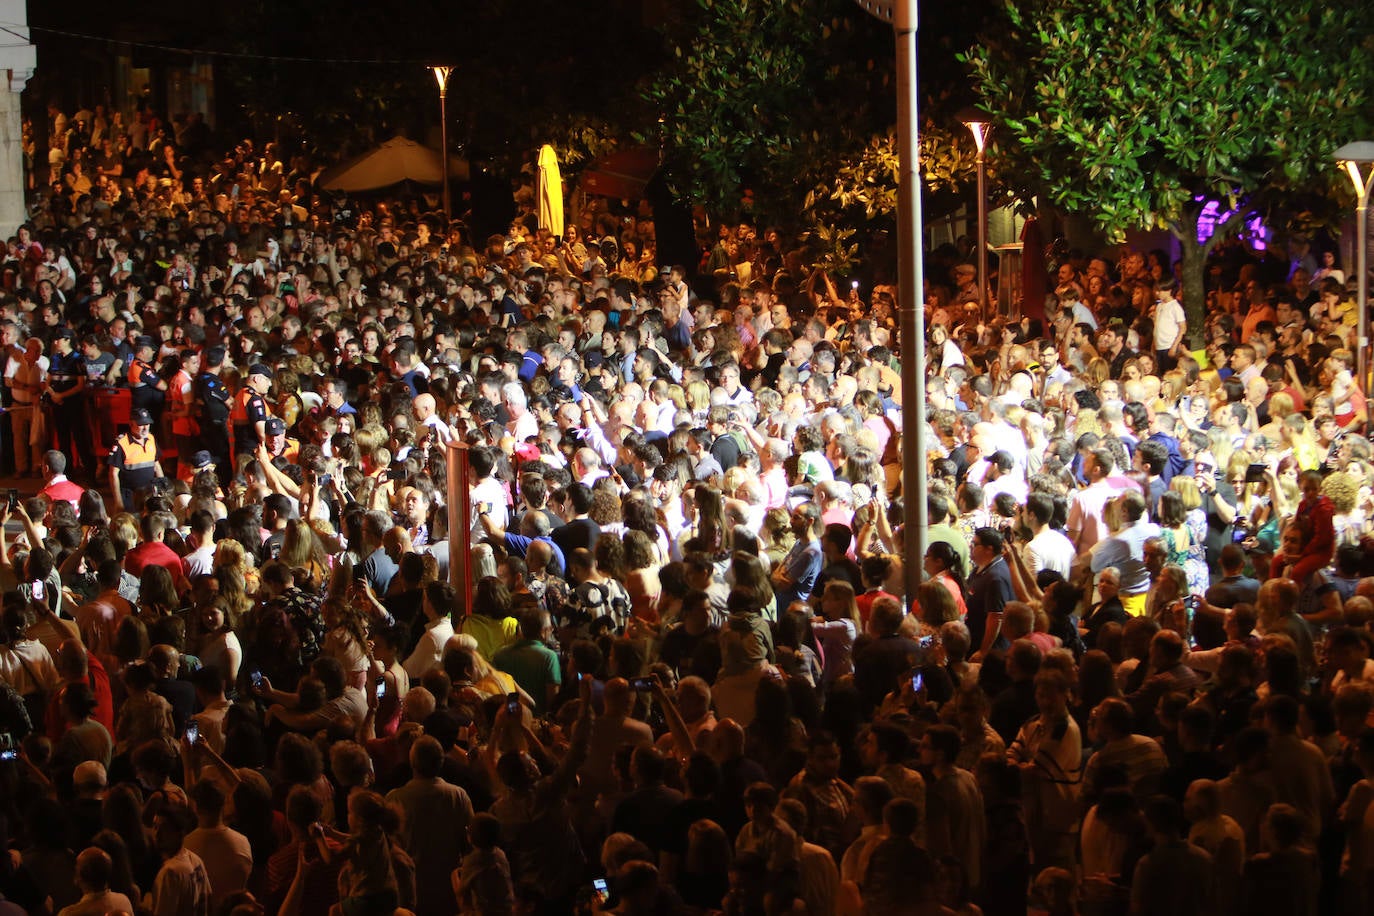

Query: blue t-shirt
777;538;823;609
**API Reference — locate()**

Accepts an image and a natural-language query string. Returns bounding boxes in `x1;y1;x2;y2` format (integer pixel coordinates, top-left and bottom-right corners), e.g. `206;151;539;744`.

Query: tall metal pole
1358;192;1369;402
433;66;453;221
446;440;472;609
895;1;927;612
975;147;989;315
852;0;928;613
1335;144;1374;422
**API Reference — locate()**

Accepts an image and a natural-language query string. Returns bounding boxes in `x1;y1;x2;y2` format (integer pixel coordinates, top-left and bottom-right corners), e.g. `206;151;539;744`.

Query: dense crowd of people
0;101;1373;916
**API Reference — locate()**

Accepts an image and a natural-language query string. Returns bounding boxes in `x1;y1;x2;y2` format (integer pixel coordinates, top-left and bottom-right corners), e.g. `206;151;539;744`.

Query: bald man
708;717;769;837
571;447;606;487
58;848;134;916
412;393;454;446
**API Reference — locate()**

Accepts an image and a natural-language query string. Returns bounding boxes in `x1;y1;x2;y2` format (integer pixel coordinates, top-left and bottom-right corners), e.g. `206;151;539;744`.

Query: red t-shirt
45;651;115;742
1335;386;1367;428
856;588;898;628
124;540;187;581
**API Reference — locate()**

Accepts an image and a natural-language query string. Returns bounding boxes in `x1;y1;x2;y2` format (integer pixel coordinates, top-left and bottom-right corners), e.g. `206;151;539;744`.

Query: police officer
109;407;164;512
196;345;232;484
231;363;273;464
179;444;217;483
44;327;96;480
264;417;300;466
127;335;166;424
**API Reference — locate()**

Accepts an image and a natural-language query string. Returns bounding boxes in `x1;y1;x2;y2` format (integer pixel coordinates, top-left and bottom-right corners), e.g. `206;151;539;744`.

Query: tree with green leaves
803;122;988;273
642;0;893;225
965;0;1374;343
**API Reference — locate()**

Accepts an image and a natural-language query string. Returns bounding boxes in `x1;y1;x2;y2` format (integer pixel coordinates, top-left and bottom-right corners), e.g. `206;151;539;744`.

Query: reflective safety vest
229;388;254;425
111;432;158;486
170;369;200;437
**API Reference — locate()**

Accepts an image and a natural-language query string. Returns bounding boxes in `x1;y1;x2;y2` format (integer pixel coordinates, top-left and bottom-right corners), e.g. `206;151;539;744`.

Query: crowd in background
0;101;1372;916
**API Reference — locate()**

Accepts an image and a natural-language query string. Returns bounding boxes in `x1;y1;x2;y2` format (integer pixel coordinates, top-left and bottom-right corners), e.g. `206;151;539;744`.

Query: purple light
1195;198;1269;250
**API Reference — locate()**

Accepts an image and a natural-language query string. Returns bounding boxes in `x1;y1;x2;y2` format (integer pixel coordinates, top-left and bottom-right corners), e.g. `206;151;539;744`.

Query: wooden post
446;440;472;612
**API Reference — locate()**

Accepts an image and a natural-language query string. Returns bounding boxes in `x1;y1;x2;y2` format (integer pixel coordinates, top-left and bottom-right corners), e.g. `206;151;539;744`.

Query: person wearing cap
108;407;164;513
68;760;109;848
231;363;273;465
263;416;299;464
195;345;232;483
44;326;97;480
180;449;217;487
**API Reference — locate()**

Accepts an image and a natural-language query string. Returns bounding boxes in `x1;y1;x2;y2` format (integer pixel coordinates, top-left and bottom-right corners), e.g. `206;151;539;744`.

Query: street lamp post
853;0;927;613
1336;141;1374;403
961;110;991;316
432;66;453;221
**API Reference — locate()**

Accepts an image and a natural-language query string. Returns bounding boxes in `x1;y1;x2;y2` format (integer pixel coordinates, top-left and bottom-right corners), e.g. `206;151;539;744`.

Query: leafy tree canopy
642;0;895;225
965;0;1374;337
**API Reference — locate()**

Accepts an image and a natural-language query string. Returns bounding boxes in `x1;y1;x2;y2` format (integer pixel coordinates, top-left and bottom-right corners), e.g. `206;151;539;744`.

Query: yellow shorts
1121;592;1147;617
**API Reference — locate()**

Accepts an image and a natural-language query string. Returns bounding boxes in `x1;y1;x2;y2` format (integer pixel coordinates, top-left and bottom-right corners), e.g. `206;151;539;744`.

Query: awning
317;135;470;192
579;147;659;200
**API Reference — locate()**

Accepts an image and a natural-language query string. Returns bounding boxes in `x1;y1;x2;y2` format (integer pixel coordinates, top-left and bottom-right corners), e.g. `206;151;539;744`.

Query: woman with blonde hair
915;578;960;632
321;596;371;689
278;519;330;592
1322;469;1365;547
1159;369;1188;405
443;632;517;698
108;513;140;560
1073;408;1102;440
686;379;711;424
761;507;794;569
1083;358;1110;387
1260;391;1296;441
212;545;256;628
1146;564;1191;633
1168;476;1210;595
665;383;689;414
1206;426;1235;475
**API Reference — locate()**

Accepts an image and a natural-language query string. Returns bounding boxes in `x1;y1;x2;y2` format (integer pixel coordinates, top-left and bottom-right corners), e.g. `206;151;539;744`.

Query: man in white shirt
58;847;135;916
412;392;454;447
1023;493;1076;577
502;381;539;442
151;806;212;916
404;582;456;679
468;446;509;537
182;509;217;578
